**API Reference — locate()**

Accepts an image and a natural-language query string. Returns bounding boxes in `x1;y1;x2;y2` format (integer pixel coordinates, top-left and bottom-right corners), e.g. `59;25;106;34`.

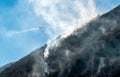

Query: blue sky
0;0;120;67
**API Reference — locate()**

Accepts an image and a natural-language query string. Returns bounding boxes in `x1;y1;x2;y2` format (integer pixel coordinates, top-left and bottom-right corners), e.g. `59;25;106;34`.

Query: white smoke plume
29;0;98;39
6;27;41;37
29;0;98;58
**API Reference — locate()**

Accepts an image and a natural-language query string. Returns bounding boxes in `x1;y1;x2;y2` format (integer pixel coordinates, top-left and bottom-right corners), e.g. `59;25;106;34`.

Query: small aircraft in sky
35;26;42;30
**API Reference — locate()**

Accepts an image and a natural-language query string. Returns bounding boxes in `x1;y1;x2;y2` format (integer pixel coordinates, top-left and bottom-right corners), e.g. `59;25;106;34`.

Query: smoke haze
29;0;98;58
29;0;98;39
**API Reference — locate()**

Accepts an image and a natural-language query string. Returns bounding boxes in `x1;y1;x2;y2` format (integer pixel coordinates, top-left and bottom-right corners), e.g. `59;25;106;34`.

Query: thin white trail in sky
6;27;41;37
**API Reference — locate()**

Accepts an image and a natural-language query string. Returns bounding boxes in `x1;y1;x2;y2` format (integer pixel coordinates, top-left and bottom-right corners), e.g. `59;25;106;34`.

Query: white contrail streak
6;27;41;37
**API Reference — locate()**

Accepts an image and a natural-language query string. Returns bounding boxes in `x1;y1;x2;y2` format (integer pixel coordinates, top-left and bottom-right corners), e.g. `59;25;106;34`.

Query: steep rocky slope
0;5;120;77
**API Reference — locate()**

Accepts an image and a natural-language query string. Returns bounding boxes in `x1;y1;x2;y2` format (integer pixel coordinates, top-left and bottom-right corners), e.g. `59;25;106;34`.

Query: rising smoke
29;0;98;58
29;0;98;39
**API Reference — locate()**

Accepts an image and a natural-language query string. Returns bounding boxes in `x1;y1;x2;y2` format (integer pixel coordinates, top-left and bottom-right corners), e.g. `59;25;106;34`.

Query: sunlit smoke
30;0;98;39
29;0;98;58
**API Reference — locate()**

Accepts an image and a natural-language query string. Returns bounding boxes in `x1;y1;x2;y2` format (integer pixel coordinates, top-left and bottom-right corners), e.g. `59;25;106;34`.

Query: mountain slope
0;63;14;73
0;5;120;77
